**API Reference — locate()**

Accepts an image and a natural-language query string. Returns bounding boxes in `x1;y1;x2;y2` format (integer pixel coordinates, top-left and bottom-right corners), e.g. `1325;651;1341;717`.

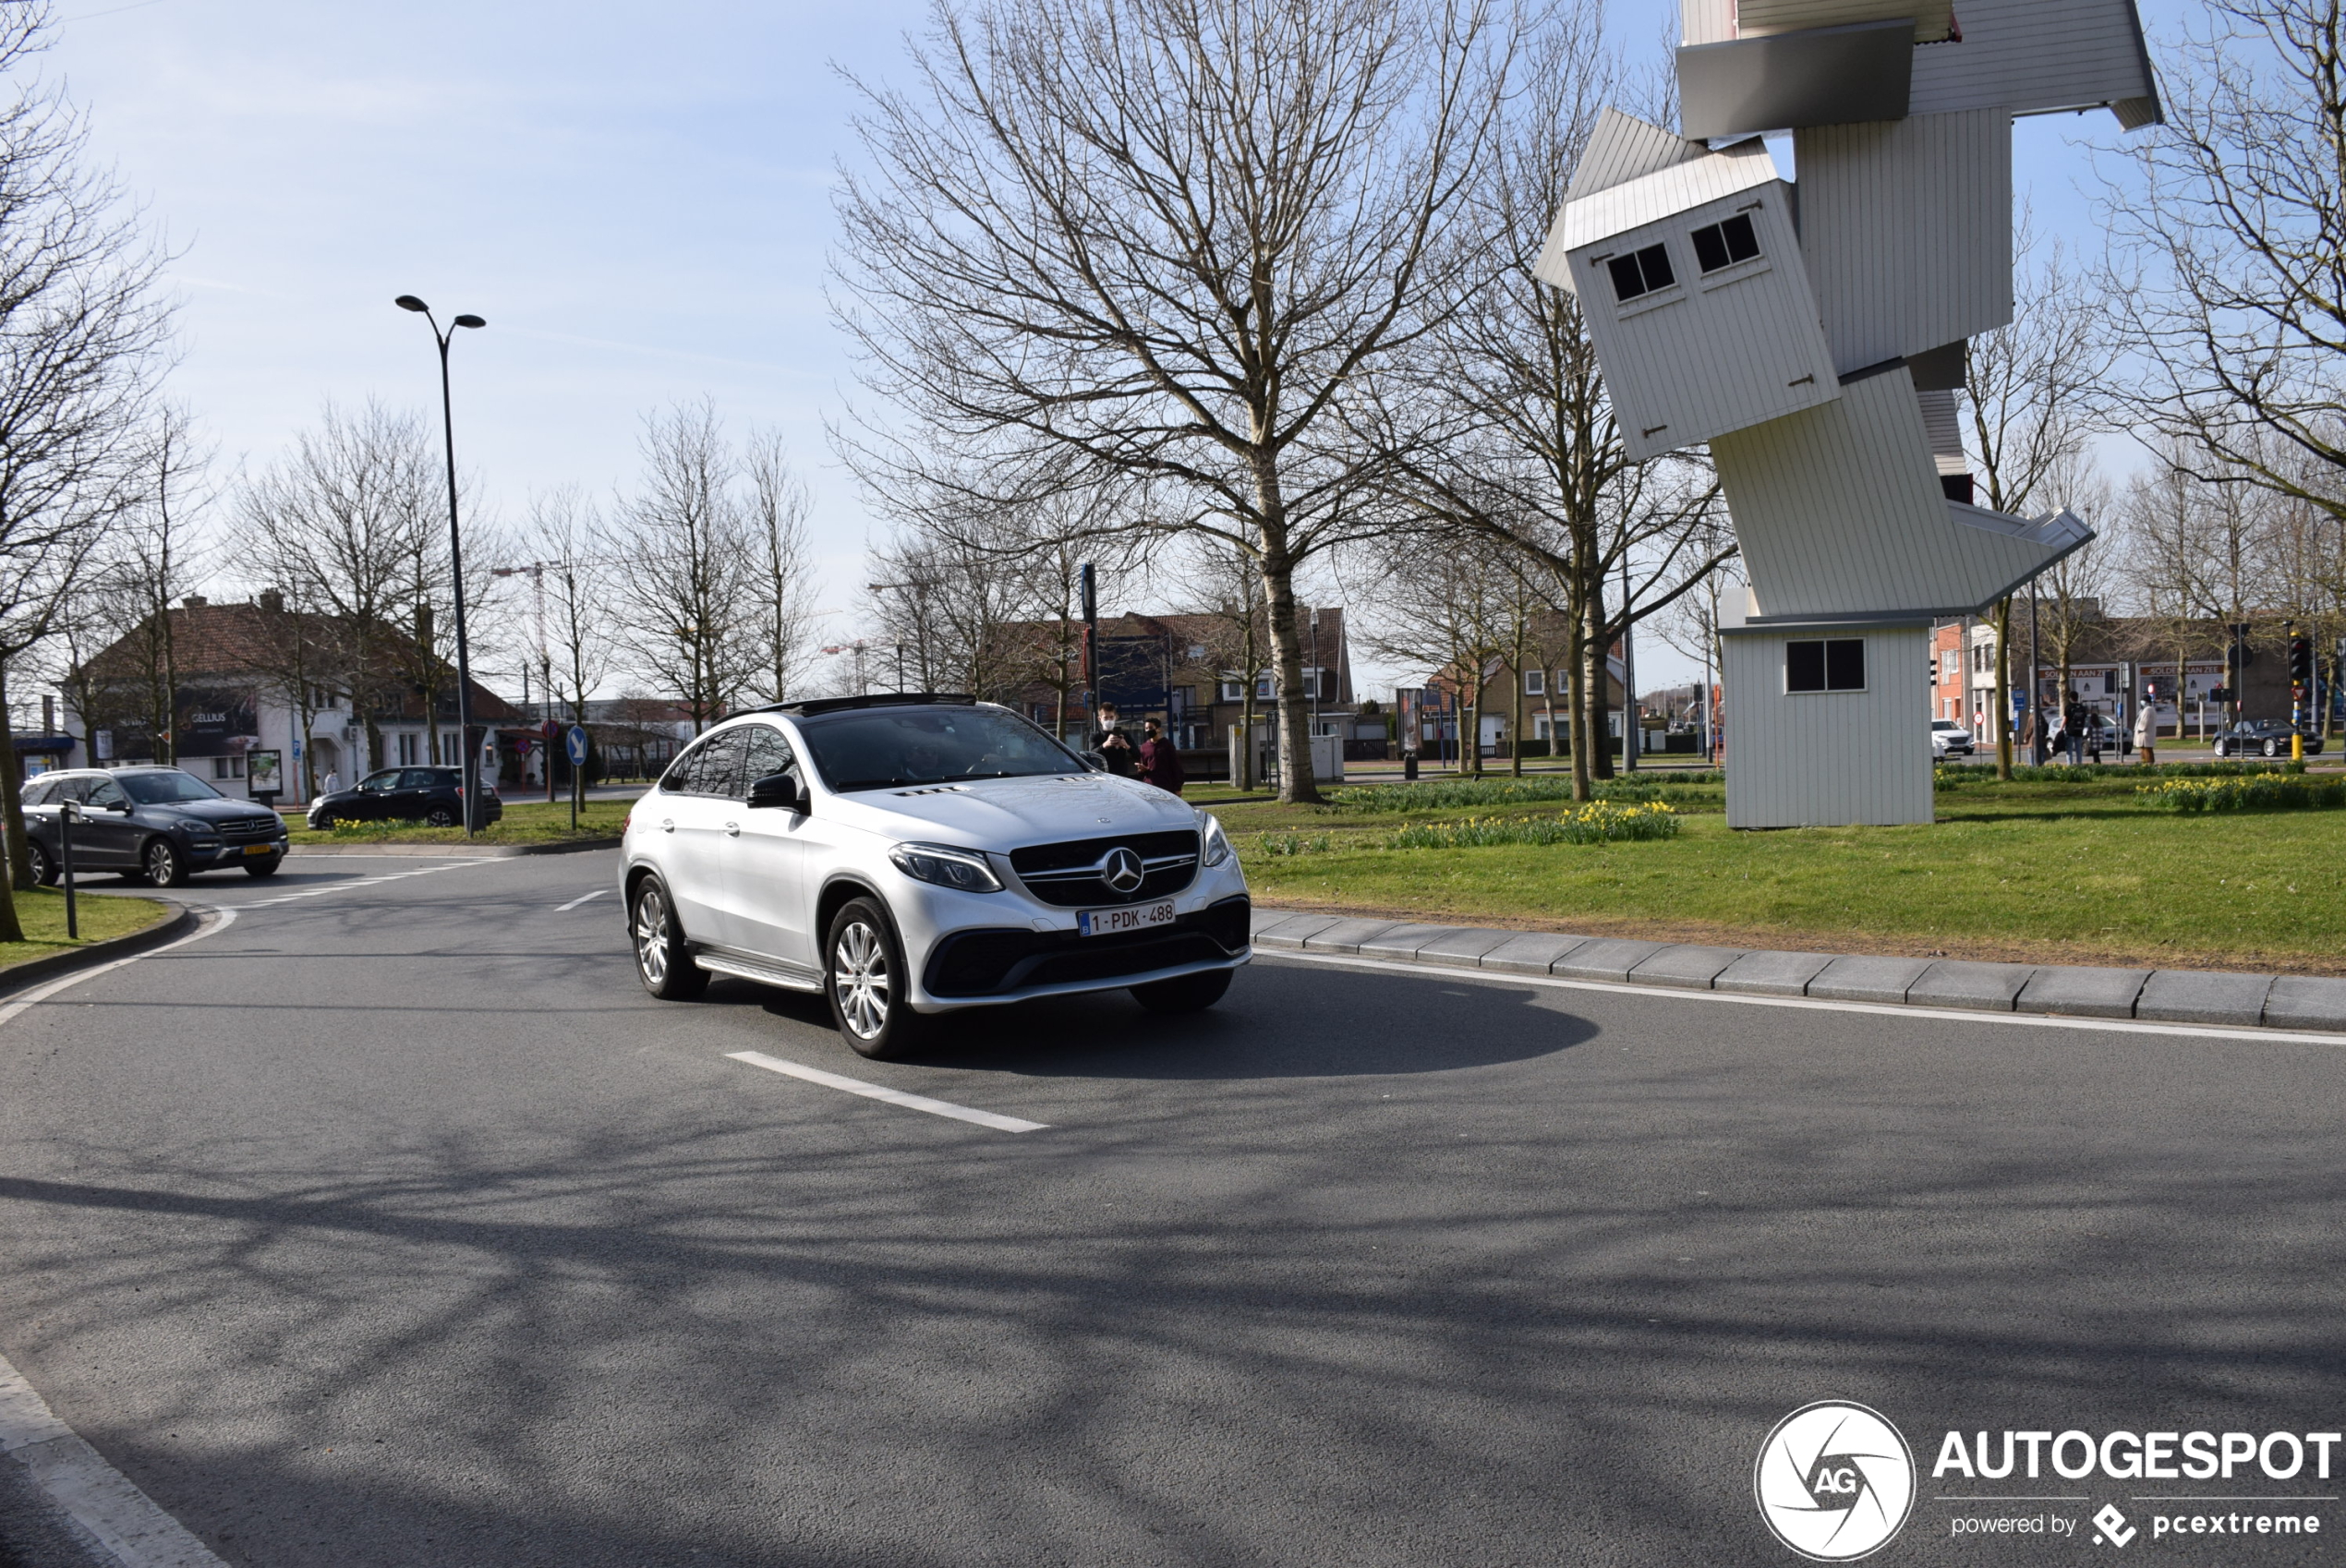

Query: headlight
889;842;1003;893
1198;809;1232;868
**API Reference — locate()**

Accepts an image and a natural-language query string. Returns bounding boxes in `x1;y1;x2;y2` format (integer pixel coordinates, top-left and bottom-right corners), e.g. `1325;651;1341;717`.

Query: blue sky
54;0;2172;694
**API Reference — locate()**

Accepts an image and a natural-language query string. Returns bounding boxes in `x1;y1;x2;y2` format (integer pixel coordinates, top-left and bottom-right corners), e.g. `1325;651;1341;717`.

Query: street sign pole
565;725;590;834
58;801;78;940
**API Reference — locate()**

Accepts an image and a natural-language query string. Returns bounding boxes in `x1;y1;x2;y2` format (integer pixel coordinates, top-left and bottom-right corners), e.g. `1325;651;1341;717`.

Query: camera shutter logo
1753;1401;1916;1561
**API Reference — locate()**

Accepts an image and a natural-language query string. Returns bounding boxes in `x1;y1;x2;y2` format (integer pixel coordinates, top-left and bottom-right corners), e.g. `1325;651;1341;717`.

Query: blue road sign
565;725;590;766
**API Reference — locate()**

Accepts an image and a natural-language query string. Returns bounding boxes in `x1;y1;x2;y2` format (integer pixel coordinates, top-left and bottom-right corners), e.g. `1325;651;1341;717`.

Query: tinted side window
400;770;443;790
694;730;750;799
660;739;710;795
739;725;795;787
87;778;127;810
20;778;54;806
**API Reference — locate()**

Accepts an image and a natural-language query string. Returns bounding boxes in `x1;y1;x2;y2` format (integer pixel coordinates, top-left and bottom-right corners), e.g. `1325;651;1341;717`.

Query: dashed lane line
726;1050;1049;1133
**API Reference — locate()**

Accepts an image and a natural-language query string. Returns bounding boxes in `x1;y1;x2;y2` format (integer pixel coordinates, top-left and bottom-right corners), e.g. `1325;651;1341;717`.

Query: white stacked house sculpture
1535;0;2159;826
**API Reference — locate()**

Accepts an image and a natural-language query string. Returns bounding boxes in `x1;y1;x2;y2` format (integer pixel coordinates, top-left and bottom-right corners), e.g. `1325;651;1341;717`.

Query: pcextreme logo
1755;1401;1918;1562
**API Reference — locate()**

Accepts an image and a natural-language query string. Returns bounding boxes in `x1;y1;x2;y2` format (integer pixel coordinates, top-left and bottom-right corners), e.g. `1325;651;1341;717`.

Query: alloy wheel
635;887;670;987
832;922;890;1040
146;841;178;885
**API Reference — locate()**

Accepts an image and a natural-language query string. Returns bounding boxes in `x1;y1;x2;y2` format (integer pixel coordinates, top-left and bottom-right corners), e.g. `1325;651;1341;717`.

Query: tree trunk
1585;594;1614;781
1509;620;1526;778
1566;613;1592;802
0;660;33;926
1992;596;2014;779
1257;550;1321;805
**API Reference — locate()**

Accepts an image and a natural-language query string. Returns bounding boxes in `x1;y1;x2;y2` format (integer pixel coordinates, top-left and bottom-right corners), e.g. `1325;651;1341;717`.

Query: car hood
159;798;278;823
824;771;1196;850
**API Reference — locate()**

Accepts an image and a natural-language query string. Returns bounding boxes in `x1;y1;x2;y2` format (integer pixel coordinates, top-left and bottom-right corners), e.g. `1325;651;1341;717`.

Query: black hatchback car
2214;718;2326;758
21;766;289;886
307;766;502;829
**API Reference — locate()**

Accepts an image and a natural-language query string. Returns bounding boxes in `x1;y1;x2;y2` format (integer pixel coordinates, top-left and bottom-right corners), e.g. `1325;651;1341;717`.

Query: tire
27;840;58;887
143;838;189;887
2264;739;2280;757
426;806;456;827
1131;969;1233;1015
630;876;707;1000
244;859;282;878
825;898;926;1059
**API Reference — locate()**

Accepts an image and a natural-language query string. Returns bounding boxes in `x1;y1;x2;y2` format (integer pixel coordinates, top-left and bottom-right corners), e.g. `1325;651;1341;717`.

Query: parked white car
1930;719;1976;759
619;695;1252;1057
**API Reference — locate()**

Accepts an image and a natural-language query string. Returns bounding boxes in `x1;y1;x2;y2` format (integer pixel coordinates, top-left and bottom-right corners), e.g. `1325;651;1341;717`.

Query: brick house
55;596;524;802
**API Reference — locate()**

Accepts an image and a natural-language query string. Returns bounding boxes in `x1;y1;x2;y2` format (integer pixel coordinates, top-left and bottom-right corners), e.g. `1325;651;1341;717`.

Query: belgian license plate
243;843;274;856
1079;899;1177;937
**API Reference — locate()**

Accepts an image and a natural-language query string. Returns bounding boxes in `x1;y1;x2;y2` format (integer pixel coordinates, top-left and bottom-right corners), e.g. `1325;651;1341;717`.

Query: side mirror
746;770;809;814
1080;750;1108;772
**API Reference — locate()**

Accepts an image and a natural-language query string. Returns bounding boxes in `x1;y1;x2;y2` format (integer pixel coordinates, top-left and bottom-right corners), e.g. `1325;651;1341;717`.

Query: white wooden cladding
1566;109;1706;202
1735;0;1956;43
1549;138;1780;263
1906;0;2159;121
1566;183;1840;462
1795;109;2014;373
1681;0;1735;46
1917;388;1967;475
1723;624;1934;826
1711;368;2084;617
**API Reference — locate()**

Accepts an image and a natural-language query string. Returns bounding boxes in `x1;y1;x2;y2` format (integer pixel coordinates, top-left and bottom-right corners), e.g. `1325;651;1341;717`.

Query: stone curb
1248;911;2346;1036
286;838;622;858
0;902;197;997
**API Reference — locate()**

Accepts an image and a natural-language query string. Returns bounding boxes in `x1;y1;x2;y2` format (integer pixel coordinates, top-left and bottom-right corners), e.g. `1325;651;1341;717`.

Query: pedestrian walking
2134;702;2158;766
1137;718;1185;796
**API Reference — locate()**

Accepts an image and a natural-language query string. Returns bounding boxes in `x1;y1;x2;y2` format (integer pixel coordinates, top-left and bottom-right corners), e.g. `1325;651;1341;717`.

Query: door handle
660;818;675;833
724;821;740;837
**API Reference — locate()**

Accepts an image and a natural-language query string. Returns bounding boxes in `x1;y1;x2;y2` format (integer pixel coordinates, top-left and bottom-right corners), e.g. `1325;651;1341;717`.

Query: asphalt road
1;851;2341;1566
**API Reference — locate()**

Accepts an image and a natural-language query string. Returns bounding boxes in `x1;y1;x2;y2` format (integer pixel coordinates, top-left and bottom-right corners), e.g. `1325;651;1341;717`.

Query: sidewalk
1251;909;2346;1034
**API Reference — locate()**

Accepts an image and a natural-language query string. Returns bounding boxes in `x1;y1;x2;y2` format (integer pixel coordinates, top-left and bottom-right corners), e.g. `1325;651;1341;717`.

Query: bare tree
739;431;822;707
832;0;1523;802
237;400;441;776
2104;0;2346;533
602;400;752;733
1358;528;1518;775
1355;13;1730;798
0;2;174;918
1963;230;2103;775
519;486;612;730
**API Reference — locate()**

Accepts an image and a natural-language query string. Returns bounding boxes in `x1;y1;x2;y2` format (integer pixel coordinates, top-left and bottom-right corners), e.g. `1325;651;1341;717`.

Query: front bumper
186;837;289;867
893;853;1253;1012
924;897;1252;1001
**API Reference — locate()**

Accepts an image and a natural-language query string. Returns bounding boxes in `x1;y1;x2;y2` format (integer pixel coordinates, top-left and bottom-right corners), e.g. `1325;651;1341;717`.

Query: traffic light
2291;634;2314;693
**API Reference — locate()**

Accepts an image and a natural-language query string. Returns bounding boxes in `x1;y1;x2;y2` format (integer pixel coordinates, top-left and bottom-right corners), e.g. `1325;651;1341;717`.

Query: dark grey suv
21;766;289;886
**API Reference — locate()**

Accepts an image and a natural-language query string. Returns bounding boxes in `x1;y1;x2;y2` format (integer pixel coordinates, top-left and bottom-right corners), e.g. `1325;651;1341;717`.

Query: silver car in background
620;694;1252;1058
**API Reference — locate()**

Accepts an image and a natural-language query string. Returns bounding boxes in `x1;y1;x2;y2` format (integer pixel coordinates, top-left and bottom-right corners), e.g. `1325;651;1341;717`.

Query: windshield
797;706;1086;792
120;771;224;804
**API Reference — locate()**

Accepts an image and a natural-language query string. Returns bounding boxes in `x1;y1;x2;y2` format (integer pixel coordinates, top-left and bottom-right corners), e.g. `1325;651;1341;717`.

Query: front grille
925;899;1251;997
1009;829;1199;908
219;815;282;838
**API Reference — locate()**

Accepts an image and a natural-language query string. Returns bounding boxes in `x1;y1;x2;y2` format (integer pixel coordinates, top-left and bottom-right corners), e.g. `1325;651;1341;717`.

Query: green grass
285;797;632;845
0;887;174;970
1208;774;2346;971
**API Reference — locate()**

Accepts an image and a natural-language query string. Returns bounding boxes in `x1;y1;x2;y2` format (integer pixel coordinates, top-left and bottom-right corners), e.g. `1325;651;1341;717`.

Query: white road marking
1264;948;2346;1047
555;887;609;911
237;861;475;909
0;909;238;1031
0;1353;230;1566
726;1050;1049;1132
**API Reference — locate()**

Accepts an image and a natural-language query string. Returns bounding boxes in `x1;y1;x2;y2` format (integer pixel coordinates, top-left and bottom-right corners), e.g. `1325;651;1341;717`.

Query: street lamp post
395;295;488;835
